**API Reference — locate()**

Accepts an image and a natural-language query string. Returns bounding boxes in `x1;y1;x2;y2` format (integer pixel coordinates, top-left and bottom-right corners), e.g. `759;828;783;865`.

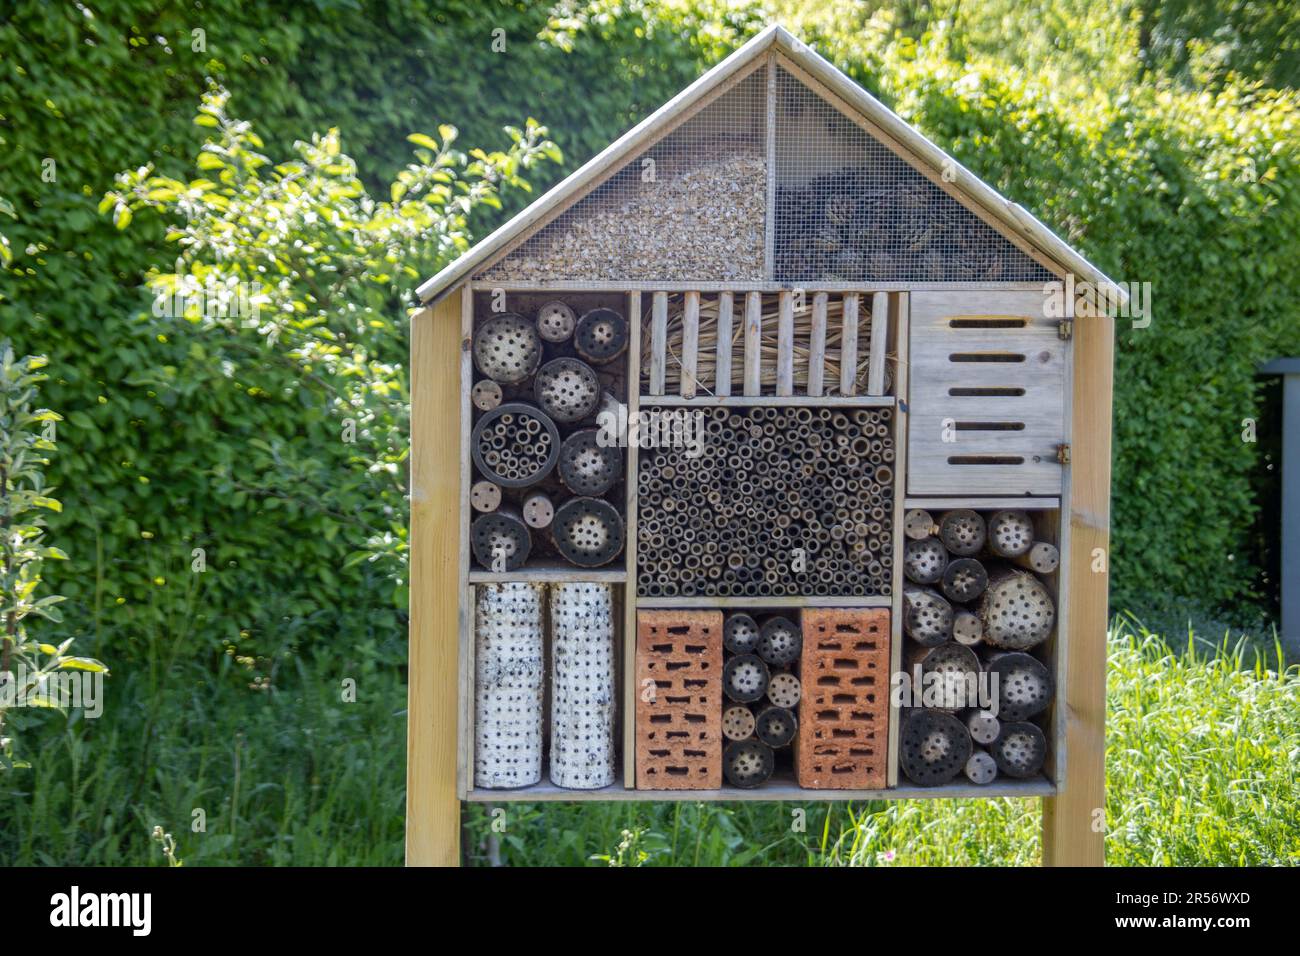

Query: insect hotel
407;26;1120;865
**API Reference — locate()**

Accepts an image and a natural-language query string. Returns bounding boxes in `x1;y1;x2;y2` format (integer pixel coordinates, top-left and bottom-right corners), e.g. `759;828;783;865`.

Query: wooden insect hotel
407;26;1120;866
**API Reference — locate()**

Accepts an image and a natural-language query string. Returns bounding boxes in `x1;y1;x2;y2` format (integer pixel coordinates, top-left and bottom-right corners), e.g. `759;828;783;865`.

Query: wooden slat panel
807;292;828;396
867;291;888;395
908;290;1067;496
776;290;794;396
649;291;668;395
840;293;859;396
681;290;700;398
715;292;734;397
744;291;762;396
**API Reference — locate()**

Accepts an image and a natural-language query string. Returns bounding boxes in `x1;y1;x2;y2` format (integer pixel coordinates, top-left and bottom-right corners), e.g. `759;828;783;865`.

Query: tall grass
2;618;1294;866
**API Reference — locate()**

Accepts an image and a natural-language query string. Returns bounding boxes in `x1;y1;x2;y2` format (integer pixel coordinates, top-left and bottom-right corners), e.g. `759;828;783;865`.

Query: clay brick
796;608;890;789
635;610;723;789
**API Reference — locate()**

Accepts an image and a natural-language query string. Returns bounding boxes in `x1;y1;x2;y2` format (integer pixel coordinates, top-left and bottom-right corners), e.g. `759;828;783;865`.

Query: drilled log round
899;709;972;787
723;739;774;788
904;587;954;647
559;428;622;496
1014;541;1060;575
903;508;934;540
909;641;981;711
767;671;801;708
757;615;801;666
534;357;601;423
904;536;948;585
471;401;560;488
981;571;1056;650
574;307;629;364
723;653;770;703
964;750;998;785
987;510;1034;557
952;610;983;646
470;480;502;513
471;508;532;571
941;557;988;603
521;491;554;529
991;721;1047;778
939;509;986;556
985;651;1055;721
535;300;576;343
754;705;797;748
723;612;760;654
471;378;503;411
966;708;1000;744
552;497;624;567
473;313;541;384
722;705;756;742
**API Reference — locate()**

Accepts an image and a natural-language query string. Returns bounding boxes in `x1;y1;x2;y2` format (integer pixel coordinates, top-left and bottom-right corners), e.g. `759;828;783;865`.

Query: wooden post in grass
406;297;463;866
1042;310;1114;867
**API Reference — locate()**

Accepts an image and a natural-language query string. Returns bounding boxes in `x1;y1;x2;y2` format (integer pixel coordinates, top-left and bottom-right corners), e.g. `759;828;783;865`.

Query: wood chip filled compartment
468;292;630;574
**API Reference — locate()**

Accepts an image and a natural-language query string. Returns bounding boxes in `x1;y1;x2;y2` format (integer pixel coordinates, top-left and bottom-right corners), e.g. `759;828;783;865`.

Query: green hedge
2;1;1296;664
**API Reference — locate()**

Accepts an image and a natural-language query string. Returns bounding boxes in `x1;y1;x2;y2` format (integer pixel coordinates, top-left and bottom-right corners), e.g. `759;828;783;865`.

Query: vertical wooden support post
776;290;794;396
886;292;908;786
623;291;642;788
716;292;734;397
406;294;463;867
840;293;860;396
867;291;889;395
681;290;700;399
744;291;763;396
649;291;668;396
1042;311;1113;867
807;292;828;397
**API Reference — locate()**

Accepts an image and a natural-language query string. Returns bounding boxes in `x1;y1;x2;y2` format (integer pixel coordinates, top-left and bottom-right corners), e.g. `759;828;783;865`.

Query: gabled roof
417;24;1123;305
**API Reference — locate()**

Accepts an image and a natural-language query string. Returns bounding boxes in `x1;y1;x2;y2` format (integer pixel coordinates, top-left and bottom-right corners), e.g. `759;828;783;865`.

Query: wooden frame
408;27;1114;868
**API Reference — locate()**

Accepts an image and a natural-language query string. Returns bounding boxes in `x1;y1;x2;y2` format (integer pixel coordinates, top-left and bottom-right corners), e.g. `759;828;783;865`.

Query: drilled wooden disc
723;739;774;788
470;480;501;513
534;357;601;423
552;496;624;567
767;672;801;708
574;307;628;364
723;653;770;703
987;651;1054;721
722;705;756;741
988;509;1034;557
473;313;541;384
470;510;531;571
941;557;988;603
757;616;801;666
904;536;948;585
535;300;576;343
940;509;986;556
559;428;622;496
991;721;1046;778
723;613;759;654
755;706;797;748
964;750;998;785
981;571;1055;649
904;589;953;647
900;709;971;787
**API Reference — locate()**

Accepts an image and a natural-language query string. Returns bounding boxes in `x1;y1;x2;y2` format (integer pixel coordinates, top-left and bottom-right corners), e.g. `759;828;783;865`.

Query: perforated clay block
474;583;545;789
796;608;890;789
635;610;723;789
549;583;617;789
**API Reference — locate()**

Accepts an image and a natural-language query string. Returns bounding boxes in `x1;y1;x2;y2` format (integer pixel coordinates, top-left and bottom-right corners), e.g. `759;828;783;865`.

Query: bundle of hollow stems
640;293;891;396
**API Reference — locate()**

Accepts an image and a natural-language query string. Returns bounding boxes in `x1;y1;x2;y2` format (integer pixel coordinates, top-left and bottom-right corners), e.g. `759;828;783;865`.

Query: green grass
1;617;1295;866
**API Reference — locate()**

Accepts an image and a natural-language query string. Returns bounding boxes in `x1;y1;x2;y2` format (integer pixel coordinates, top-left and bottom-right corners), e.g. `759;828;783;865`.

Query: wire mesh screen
773;67;1053;283
479;68;767;283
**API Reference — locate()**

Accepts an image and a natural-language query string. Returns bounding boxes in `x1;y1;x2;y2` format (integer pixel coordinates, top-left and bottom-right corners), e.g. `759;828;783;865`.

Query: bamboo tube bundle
640;293;891;396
